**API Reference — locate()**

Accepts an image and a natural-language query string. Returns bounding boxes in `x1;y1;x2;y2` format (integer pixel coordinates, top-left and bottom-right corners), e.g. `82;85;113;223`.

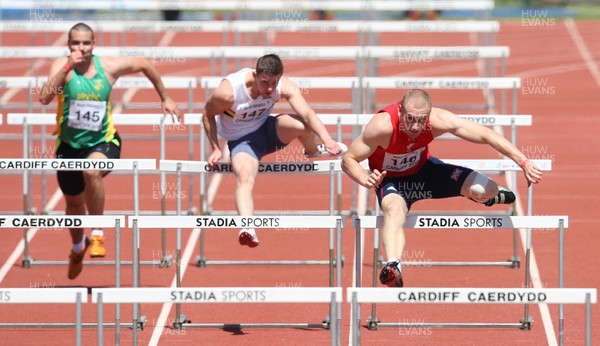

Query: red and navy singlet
368;102;434;177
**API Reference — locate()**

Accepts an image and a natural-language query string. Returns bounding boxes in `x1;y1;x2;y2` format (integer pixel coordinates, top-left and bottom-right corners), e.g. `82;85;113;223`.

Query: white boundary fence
352;214;570;334
348;287;595;346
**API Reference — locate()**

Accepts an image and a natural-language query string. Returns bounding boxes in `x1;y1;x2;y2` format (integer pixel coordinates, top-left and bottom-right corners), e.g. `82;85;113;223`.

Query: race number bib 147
67;100;106;132
382;147;425;173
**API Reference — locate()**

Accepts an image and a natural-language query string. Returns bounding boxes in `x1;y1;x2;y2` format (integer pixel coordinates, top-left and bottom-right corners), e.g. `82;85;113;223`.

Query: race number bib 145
67;100;106;132
382;147;425;173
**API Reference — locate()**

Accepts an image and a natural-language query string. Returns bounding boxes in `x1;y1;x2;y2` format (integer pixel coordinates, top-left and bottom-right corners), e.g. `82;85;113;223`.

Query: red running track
0;19;598;345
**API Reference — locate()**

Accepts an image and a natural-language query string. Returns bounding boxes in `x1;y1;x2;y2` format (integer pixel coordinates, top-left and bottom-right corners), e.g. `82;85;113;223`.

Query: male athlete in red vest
342;89;542;287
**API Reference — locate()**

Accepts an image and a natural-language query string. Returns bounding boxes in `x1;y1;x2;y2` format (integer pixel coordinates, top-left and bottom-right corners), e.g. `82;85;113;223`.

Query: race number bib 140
382;147;425;173
67;100;106;132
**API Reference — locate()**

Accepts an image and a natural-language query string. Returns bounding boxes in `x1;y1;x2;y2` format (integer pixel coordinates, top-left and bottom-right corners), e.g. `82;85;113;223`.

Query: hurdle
0;76;197;112
362;158;552;274
0;215;134;338
0;287;87;345
212;45;509;79
362;76;521;114
92;286;342;346
353;214;569;331
128;215;344;337
348;287;595;346
0;159;155;268
0;45;510;79
6;113;183;211
158;159;345;270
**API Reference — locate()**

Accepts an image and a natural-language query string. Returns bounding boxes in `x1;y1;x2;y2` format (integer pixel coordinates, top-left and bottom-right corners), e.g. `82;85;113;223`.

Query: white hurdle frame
348;287;595;346
0;18;498;49
0;45;510;79
0;159;154;270
367;158;552;271
0;287;88;345
159;160;344;270
93;287;343;346
127;215;344;338
362;76;521;115
0;216;130;337
353;214;569;332
6;113;183;210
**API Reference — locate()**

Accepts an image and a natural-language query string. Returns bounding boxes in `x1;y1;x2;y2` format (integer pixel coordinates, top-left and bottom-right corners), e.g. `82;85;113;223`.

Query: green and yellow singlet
54;55;115;149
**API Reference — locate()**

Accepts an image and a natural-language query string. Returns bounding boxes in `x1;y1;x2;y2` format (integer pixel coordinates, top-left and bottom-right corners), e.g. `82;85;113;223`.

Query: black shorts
55;132;122;196
374;156;473;210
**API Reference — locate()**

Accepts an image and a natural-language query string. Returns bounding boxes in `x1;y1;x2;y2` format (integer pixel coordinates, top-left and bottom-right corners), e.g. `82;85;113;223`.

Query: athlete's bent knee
464;172;498;201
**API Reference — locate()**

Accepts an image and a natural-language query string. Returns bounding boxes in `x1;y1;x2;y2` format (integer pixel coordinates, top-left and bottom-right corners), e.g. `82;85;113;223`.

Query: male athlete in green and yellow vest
55;55;116;149
39;22;180;280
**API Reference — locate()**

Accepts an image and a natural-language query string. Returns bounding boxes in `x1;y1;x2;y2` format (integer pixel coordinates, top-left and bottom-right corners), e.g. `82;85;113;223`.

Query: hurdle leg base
510;256;521;269
187;207;198;216
333;255;345;268
136;316;147;331
321;316;330;330
195;256;207;268
173;314;190;330
22;257;32;268
159;256;174;269
367;317;380;330
519;317;533;330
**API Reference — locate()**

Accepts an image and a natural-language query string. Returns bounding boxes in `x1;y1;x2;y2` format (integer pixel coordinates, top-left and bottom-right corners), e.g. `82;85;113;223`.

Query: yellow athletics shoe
89;235;106;258
68;236;90;280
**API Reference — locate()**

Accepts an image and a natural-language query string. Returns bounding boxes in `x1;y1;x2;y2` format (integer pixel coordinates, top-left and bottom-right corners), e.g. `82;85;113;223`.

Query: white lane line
565;18;600;89
0;188;63;284
148;227;200;346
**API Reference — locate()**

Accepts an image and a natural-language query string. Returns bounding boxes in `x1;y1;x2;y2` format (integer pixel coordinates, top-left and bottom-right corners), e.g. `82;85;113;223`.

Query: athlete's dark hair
68;22;95;42
256;54;283;76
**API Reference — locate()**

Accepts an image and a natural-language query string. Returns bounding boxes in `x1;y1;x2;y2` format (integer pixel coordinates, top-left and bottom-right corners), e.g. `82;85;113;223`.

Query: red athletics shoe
379;261;404;287
238;228;259;248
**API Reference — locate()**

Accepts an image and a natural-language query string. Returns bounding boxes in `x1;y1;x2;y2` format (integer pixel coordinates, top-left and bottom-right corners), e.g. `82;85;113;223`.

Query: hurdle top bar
8;113;181;126
159;159;551;175
160;159;343;175
92;287;343;303
363;77;521;89
0;77;196;89
184;114;531;126
0;20;499;34
354;215;568;229
0;215;126;228
0;46;510;60
128;215;344;229
0;1;494;11
0;288;88;304
347;287;596;304
0;159;156;171
200;76;359;90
